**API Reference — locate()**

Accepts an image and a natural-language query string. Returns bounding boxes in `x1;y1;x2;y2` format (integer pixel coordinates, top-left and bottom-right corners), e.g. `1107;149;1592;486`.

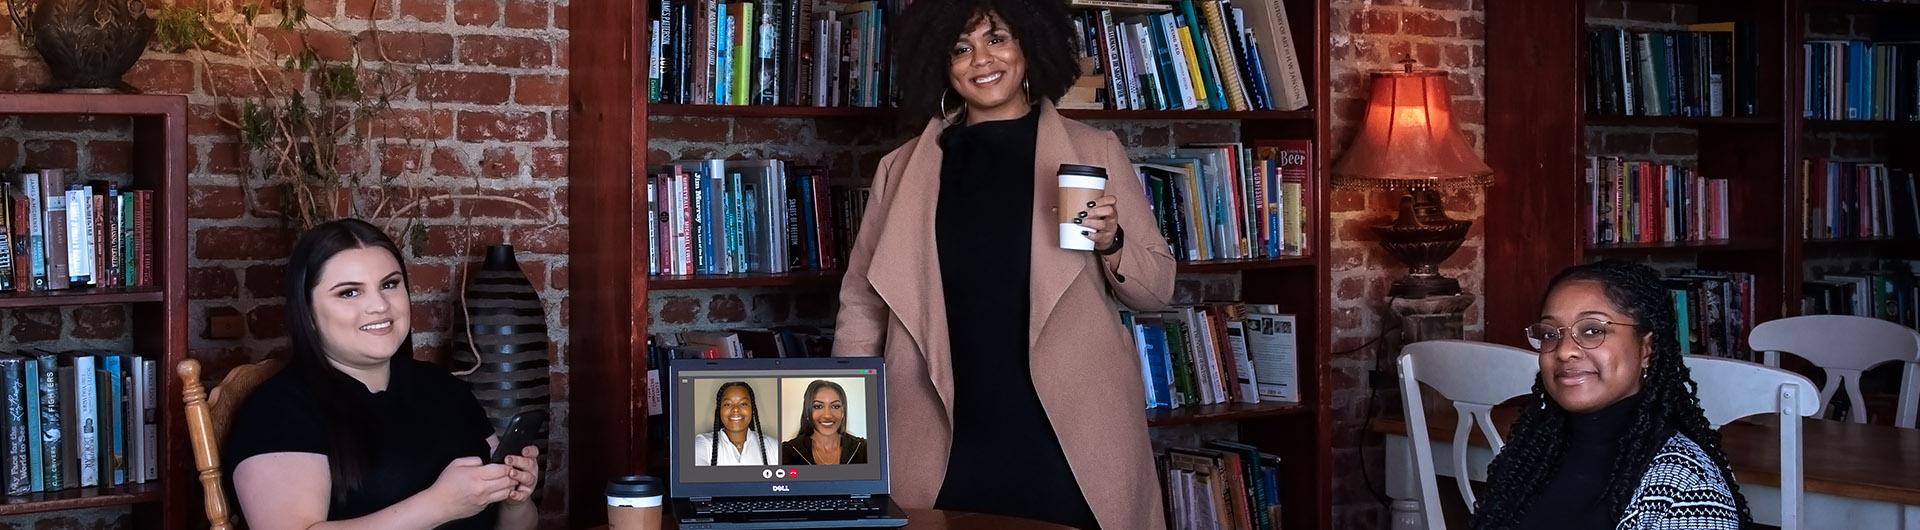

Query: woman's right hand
424;457;517;522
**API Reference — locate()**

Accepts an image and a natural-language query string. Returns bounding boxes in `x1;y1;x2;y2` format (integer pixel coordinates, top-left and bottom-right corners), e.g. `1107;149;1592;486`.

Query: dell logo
772;485;791;492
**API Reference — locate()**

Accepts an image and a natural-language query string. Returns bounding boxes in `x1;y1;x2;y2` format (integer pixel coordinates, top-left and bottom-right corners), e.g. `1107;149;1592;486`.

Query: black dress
931;108;1101;530
1515;392;1645;530
224;357;499;529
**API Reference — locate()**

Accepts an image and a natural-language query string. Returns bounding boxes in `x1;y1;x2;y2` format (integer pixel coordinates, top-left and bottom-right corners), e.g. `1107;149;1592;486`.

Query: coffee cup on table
1057;163;1109;251
606;475;663;530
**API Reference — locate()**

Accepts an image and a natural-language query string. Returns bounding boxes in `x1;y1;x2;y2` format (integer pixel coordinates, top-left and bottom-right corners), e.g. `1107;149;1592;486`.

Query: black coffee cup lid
1058;163;1108;178
607;475;663;497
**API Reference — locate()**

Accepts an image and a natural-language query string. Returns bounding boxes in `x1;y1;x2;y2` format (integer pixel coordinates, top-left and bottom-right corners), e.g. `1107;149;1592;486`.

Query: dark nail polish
1077;211;1087;218
1072;218;1081;224
1081;231;1091;236
1087;201;1097;208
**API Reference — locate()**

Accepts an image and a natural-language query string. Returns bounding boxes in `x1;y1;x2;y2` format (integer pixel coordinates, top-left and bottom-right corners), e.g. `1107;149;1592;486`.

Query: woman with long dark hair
781;380;868;465
1475;260;1746;529
832;0;1174;528
225;219;539;530
691;381;777;466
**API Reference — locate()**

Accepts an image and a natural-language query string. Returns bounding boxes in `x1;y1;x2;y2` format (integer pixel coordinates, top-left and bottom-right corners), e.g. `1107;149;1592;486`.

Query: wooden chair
1749;314;1920;428
1682;355;1819;530
179;358;284;530
1396;340;1541;529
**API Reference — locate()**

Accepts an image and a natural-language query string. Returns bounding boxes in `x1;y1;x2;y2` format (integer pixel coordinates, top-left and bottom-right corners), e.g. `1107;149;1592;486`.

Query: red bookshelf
0;94;189;527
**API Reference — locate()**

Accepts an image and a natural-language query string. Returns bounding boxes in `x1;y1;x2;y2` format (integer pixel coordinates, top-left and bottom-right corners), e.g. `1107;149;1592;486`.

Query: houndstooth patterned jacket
1615;434;1742;530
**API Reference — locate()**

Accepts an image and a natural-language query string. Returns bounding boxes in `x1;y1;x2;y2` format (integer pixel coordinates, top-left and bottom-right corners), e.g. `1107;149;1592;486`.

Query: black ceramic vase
8;0;155;92
452;245;552;440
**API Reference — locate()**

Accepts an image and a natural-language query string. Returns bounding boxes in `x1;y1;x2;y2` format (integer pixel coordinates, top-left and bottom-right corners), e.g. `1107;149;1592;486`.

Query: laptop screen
667;357;889;498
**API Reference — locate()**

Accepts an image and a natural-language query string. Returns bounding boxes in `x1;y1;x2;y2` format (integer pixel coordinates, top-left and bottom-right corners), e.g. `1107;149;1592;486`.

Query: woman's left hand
502;446;542;505
1075;195;1121;251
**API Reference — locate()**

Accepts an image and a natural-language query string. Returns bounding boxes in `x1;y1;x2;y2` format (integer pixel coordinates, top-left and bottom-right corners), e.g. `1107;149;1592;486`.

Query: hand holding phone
488;410;549;465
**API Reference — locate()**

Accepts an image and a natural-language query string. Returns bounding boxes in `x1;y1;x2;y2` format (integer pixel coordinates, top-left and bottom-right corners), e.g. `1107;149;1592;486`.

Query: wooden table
1374;407;1920;529
594;508;1078;529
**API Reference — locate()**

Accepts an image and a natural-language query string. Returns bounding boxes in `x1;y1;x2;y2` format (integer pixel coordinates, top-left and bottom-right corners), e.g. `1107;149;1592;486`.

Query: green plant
152;0;549;241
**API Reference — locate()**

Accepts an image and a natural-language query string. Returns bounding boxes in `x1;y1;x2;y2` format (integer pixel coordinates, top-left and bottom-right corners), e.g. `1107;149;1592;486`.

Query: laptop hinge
690;497;713;502
849;494;872;499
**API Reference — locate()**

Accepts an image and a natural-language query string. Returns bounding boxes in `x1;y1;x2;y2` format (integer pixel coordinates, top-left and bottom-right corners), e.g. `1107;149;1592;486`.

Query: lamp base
1389;274;1461;299
1372;188;1473;300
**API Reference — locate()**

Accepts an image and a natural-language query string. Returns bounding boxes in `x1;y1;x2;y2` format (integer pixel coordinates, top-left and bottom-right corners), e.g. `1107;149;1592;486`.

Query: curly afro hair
890;0;1082;122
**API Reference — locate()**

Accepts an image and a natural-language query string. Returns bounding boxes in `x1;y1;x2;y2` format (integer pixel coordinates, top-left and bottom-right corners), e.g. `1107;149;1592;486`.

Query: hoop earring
1022;79;1032;101
938;87;957;124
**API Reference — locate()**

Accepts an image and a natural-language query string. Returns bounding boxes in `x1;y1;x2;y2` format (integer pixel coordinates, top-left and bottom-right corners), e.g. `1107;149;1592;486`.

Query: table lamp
1332;60;1494;299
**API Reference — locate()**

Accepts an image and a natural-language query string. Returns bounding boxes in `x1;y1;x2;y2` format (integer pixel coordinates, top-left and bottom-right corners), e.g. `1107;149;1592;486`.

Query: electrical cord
1354;297;1404;509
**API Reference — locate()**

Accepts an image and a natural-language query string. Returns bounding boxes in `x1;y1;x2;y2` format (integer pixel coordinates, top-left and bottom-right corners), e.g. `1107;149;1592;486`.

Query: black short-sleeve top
223;357;498;529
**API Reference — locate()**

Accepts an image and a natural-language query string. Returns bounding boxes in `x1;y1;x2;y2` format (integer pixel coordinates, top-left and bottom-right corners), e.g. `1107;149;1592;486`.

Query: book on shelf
1065;0;1304;111
1663;270;1755;362
1160;444;1283;530
1134;140;1310;263
1584;157;1729;246
1128;302;1297;409
1;170;156;294
645;327;837;416
1805;269;1919;330
650;160;861;277
1802;40;1920;121
648;0;901;107
1800;159;1919;240
0;350;160;494
1584;23;1757;118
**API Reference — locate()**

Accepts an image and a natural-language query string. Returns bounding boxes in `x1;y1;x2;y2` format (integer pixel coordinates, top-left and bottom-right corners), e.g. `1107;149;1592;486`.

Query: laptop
667;357;910;529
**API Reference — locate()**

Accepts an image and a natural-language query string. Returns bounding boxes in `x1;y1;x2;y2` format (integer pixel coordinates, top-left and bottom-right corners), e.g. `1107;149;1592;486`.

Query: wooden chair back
1683;355;1819;530
1396;339;1541;529
178;358;284;530
1750;314;1920;427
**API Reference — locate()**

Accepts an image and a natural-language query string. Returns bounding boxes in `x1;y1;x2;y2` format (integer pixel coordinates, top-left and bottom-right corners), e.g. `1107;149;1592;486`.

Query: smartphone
488;410;549;465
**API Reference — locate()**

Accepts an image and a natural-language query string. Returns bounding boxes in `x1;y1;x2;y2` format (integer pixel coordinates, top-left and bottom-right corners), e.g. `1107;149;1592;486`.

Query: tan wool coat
832;102;1177;530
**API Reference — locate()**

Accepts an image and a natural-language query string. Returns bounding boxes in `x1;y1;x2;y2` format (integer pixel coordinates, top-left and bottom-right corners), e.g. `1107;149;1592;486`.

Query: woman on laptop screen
693;381;779;466
781;379;869;465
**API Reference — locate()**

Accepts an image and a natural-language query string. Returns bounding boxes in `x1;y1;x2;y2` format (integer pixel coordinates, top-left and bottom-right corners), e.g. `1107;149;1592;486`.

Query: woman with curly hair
832;0;1175;528
1475;260;1748;529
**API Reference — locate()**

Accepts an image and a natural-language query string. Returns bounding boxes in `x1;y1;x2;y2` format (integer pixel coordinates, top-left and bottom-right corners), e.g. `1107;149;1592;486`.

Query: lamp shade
1331;68;1493;190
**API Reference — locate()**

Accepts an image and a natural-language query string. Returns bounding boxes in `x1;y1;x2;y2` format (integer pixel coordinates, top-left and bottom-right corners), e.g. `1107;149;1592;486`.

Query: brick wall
1327;0;1486;528
2;0;572;526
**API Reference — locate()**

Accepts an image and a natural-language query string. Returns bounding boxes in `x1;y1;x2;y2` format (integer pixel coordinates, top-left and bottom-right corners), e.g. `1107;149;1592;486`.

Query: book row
1062;0;1308;112
647;0;903;107
0;352;159;495
2;170;156;292
1803;264;1920;331
642;327;837;415
1585;24;1760;118
1584;157;1731;247
1803;41;1920;122
1799;160;1920;241
1136;140;1312;262
1126;302;1298;409
646;160;867;276
1665;270;1755;363
1158;439;1283;530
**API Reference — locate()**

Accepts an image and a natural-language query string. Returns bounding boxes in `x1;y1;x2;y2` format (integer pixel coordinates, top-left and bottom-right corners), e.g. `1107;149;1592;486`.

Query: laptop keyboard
691;497;881;515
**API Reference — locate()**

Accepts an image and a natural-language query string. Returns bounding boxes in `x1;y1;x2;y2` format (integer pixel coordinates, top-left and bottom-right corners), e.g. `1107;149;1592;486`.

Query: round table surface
596;508;1077;529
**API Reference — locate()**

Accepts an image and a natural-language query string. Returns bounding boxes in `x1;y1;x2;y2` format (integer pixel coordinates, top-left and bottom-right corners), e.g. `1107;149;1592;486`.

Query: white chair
1682;355;1820;530
1397;340;1540;529
1750;315;1920;428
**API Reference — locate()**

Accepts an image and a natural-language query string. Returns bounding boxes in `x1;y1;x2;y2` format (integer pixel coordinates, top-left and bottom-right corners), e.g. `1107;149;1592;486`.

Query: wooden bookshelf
0;94;189;527
1486;0;1797;346
570;1;1333;529
0;483;162;516
1584;239;1781;255
1487;0;1920;347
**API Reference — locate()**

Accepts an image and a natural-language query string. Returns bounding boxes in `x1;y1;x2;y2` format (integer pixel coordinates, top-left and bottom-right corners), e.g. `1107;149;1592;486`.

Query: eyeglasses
1524;318;1642;351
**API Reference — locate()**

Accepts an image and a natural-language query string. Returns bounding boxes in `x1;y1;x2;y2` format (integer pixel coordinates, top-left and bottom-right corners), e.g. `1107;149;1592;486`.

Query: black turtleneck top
929;108;1100;530
1515;392;1645;530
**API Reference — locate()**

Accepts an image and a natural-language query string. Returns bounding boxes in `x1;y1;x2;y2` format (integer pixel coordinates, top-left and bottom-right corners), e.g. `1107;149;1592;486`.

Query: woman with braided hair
692;382;777;466
1475;260;1747;529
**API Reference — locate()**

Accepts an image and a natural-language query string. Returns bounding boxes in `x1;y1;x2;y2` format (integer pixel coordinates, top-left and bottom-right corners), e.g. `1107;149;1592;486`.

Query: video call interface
675;369;881;483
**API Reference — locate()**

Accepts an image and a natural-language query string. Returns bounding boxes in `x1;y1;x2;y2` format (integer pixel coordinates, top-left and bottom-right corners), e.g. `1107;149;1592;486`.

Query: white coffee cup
1057;163;1110;251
